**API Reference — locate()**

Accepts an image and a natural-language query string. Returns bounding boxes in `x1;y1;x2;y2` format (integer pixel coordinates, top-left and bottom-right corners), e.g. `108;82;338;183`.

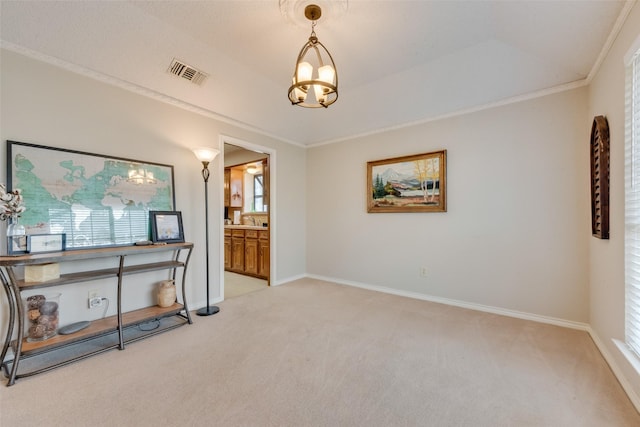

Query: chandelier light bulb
292;77;307;102
313;84;326;104
297;61;313;85
317;64;335;85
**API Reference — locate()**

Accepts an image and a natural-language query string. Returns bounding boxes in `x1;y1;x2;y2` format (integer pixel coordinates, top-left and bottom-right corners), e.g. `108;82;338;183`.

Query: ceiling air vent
168;58;208;86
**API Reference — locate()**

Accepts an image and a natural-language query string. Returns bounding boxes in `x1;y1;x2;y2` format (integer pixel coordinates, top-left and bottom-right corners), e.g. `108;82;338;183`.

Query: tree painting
413;158;439;203
373;173;386;198
367;150;446;213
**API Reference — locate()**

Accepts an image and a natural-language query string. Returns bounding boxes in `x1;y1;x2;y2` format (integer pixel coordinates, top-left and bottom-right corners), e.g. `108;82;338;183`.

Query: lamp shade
318;64;335;85
297;61;313;83
192;147;220;163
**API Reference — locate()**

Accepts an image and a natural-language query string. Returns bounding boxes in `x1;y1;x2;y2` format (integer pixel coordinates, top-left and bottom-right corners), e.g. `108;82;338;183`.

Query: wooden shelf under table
16;261;185;291
19;303;184;354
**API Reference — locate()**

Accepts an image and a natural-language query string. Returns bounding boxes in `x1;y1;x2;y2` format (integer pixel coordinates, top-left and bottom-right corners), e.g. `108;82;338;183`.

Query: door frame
219;134;276;299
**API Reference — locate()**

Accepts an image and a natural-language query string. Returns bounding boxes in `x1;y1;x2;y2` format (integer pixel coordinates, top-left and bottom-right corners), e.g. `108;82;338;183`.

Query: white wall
307;87;590;322
0;49;307;334
224;147;267;167
588;3;640;402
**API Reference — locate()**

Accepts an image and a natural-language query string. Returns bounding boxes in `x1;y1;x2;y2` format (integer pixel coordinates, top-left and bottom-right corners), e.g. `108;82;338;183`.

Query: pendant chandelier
127;167;156;185
288;4;338;108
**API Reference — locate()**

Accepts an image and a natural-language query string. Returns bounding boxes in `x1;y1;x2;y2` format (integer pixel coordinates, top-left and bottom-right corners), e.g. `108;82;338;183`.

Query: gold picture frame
367;150;447;213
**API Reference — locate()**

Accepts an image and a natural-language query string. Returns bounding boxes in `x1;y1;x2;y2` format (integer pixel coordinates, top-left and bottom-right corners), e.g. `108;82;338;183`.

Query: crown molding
309;79;588;149
0;41;305;149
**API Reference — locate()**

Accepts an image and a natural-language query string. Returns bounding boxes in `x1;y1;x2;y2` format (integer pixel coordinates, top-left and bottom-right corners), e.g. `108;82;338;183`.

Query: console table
0;242;193;386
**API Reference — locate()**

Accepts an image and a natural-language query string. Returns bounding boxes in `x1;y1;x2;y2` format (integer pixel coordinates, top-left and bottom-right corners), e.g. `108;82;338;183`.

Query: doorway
220;135;274;300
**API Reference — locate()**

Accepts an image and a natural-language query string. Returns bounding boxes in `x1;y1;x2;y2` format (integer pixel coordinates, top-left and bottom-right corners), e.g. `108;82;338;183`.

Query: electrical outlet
88;290;102;309
420;267;428;278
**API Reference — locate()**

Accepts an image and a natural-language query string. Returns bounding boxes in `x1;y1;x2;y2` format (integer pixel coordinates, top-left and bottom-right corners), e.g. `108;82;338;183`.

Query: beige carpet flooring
1;278;639;426
224;271;268;299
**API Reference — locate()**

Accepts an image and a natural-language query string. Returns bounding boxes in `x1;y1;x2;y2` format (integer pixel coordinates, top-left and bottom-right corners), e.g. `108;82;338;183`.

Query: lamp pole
193;147;220;316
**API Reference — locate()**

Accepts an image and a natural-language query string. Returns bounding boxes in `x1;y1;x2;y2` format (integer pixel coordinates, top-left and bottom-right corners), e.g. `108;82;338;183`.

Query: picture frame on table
149;211;184;243
27;234;66;254
7;235;28;255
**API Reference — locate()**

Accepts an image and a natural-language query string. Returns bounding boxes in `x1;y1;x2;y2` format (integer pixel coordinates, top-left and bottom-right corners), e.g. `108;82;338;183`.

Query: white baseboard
273;273;307;287
305;274;590;331
590;332;640;412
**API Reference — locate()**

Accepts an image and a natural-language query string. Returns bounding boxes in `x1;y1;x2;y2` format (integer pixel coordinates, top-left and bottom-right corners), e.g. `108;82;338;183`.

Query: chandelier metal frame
288;4;338;108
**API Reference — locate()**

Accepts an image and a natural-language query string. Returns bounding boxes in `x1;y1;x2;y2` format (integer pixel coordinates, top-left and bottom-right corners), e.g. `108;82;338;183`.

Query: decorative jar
23;293;61;342
157;280;176;307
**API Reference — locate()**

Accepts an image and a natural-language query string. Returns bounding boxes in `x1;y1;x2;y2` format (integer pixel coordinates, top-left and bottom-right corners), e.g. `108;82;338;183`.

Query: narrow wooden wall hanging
590;115;610;239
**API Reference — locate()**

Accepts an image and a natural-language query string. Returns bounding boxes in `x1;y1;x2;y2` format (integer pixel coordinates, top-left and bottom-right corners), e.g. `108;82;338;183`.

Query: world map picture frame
6;140;176;249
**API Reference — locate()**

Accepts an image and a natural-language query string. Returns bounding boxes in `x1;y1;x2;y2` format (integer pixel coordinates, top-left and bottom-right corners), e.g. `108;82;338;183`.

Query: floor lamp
193;147;221;316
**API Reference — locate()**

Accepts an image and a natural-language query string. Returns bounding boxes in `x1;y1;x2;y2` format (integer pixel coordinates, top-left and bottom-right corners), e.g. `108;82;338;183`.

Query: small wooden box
25;263;60;283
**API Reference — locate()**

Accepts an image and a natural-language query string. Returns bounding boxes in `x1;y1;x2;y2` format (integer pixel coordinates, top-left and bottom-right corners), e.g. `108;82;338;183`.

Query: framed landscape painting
367;150;447;213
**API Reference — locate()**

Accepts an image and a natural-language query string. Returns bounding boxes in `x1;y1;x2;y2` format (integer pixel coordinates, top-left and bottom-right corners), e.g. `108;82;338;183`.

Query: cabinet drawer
259;230;269;240
245;230;258;239
231;229;245;238
224;229;231;237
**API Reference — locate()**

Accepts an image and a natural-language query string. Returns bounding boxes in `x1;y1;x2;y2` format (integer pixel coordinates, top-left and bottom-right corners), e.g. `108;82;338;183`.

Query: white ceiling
0;1;631;146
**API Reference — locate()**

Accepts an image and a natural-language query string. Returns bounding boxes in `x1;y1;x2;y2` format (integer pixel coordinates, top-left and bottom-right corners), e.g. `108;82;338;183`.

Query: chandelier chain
309;21;318;42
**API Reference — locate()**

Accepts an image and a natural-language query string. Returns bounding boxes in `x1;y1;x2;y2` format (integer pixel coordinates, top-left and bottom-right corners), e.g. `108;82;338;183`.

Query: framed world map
6;141;175;249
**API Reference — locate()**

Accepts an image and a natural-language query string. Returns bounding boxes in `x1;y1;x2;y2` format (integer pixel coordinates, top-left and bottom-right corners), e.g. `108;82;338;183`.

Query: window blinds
47;206;149;248
625;48;640;358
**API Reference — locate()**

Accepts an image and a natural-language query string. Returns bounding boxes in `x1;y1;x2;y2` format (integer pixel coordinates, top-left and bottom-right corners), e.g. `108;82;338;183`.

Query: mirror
224;143;269;216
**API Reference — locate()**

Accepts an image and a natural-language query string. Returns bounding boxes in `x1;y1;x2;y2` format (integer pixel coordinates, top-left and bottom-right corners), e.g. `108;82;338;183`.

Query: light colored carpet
1;278;639;426
224;271;268;299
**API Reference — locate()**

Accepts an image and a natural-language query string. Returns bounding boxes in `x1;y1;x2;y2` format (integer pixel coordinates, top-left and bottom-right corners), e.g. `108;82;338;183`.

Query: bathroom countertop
224;224;268;230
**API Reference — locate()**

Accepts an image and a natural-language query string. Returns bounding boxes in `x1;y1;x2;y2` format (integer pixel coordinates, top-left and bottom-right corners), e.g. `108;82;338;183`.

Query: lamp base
196;305;220;316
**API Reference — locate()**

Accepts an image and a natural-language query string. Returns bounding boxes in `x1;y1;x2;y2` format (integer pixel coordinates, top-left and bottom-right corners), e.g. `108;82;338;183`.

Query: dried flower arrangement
0;184;26;221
